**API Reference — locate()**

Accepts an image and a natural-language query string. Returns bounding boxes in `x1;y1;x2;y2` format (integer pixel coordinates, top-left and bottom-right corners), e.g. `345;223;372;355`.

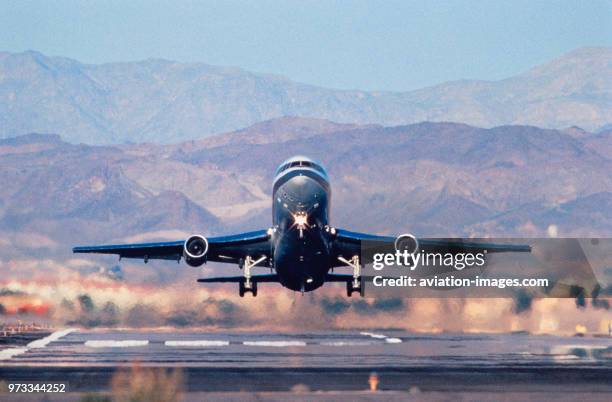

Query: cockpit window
276;160;326;175
309;162;326;174
275;163;287;175
290;161;313;168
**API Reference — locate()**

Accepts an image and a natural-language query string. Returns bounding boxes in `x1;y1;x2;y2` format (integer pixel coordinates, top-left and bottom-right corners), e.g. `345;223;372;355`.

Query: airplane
73;155;531;297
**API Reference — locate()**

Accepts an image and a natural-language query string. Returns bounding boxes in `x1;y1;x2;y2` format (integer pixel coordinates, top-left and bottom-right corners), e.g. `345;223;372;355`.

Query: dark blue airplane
74;156;530;297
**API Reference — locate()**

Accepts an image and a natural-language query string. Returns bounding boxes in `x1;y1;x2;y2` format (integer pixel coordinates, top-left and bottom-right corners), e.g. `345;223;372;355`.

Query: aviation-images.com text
370;249;549;290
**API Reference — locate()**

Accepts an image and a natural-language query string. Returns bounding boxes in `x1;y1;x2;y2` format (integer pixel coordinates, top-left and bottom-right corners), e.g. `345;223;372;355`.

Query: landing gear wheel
239;254;266;297
346;281;364;297
338;255;364;298
239;281;257;297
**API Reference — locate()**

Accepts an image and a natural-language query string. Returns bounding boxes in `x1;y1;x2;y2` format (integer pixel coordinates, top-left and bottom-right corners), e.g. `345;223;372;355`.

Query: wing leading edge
73;229;272;265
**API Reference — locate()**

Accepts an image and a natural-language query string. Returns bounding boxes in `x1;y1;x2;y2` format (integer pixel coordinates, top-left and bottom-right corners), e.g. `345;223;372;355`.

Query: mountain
0;48;610;144
170;118;611;236
0;118;610;263
0;137;221;258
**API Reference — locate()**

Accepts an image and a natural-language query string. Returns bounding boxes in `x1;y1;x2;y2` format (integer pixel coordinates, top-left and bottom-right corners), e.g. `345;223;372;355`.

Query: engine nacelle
394;233;419;255
183;235;209;267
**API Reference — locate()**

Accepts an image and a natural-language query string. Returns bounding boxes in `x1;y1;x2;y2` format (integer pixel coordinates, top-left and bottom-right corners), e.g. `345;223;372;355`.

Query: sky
0;0;610;91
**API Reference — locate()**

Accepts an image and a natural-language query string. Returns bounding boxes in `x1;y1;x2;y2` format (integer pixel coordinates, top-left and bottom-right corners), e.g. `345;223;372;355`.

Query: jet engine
394;233;419;255
183;235;209;267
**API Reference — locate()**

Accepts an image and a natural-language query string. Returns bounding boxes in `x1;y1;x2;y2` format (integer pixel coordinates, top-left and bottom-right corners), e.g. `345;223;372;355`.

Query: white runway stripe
360;331;388;339
27;328;77;349
0;347;28;360
85;340;149;348
243;341;307;347
320;341;374;346
165;340;229;347
0;328;78;361
360;331;403;343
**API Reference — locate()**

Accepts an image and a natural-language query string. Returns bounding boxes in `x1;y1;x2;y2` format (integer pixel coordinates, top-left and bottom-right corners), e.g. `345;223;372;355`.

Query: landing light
292;212;309;238
293;212;308;227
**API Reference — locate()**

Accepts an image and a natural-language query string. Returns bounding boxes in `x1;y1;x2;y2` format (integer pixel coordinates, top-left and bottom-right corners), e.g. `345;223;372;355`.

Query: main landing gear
239;280;257;297
239;255;266;297
338;255;365;297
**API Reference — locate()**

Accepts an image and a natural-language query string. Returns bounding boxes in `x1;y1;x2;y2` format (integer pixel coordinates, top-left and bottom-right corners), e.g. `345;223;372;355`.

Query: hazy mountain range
0;118;610;263
0;47;610;144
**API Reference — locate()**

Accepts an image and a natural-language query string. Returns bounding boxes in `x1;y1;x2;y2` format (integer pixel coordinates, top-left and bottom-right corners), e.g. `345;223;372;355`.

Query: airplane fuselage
271;158;332;292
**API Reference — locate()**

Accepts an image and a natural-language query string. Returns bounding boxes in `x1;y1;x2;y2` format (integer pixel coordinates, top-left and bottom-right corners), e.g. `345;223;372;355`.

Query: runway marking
360;332;387;339
360;331;403;343
85;340;149;348
0;328;78;361
320;341;375;346
242;341;307;347
27;328;77;349
165;340;229;347
0;347;28;360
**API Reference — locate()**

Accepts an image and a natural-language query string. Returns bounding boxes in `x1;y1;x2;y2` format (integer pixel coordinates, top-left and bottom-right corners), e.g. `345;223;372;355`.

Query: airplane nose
286;175;325;202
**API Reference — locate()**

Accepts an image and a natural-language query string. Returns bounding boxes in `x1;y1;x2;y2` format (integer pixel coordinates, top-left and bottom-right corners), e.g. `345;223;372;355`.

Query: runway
0;329;610;395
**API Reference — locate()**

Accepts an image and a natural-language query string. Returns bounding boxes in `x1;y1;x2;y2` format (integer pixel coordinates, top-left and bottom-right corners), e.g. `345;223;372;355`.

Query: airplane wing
332;229;531;261
73;229;272;265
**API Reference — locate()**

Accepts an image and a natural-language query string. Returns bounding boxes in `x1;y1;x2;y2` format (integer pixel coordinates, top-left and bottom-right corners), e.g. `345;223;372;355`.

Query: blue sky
1;0;610;91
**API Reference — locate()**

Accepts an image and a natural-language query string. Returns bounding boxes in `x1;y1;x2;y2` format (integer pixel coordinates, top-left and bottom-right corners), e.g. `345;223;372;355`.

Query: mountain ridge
0;48;610;144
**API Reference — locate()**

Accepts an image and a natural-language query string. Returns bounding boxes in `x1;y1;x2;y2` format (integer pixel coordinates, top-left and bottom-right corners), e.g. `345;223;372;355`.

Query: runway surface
0;329;610;394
